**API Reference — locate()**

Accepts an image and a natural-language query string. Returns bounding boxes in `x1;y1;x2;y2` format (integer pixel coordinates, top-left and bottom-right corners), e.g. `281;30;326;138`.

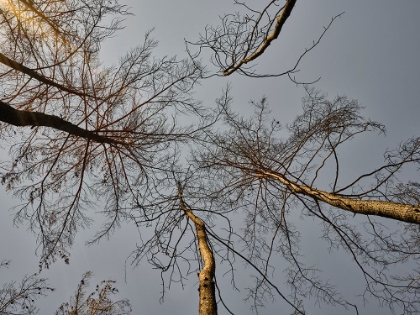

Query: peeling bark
178;183;217;315
263;171;420;224
0;100;120;145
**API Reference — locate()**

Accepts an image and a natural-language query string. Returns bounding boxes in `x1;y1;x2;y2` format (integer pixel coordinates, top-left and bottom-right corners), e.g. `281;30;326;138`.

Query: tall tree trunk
178;183;217;315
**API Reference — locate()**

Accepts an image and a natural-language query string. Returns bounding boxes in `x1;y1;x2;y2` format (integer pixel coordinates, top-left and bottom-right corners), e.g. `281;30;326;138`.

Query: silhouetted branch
188;0;343;80
0;100;121;144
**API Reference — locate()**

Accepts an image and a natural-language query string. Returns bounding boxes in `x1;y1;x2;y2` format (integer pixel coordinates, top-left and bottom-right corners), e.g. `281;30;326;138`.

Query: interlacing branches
0;0;207;268
188;0;343;80
1;1;419;315
127;170;306;315
55;271;131;315
0;265;53;315
189;87;420;314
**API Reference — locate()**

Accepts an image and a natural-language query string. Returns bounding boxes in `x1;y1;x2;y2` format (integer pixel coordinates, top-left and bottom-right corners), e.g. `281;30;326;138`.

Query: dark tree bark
0;100;120;144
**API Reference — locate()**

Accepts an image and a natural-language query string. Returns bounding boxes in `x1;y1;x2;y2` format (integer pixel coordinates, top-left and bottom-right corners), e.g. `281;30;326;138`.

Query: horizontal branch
262;171;420;224
0;100;120;144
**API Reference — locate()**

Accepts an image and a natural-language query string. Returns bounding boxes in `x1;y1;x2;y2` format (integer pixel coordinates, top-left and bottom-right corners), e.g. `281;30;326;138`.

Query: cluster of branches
0;0;210;269
188;0;342;81
0;262;130;315
127;88;420;314
187;88;420;313
55;271;131;315
0;1;419;315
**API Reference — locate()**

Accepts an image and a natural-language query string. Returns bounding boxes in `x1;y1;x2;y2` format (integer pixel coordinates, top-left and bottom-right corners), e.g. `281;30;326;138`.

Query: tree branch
0;100;121;145
262;171;420;224
0;53;97;99
222;0;297;76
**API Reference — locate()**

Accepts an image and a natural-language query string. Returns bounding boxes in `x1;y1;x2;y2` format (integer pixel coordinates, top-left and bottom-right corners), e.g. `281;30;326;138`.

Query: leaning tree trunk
178;183;217;315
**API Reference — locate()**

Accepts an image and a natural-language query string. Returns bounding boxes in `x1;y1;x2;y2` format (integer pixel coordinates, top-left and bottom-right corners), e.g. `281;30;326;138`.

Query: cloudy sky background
1;1;420;314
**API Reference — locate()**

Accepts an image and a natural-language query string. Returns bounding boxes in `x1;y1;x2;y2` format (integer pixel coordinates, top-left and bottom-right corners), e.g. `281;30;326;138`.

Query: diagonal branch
0;100;121;145
222;0;297;76
261;171;420;224
0;53;97;99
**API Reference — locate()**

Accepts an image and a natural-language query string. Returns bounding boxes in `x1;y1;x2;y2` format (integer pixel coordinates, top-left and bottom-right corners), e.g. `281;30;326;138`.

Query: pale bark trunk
222;0;297;76
262;171;420;224
178;184;217;315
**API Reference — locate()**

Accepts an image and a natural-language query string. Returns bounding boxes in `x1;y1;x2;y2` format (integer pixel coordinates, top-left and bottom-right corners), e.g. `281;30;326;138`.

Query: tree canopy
1;1;420;315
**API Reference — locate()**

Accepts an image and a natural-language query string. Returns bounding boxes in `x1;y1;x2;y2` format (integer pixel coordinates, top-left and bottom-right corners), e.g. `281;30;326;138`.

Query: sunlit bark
191;90;420;314
178;183;217;315
221;0;297;76
189;0;342;81
261;170;420;224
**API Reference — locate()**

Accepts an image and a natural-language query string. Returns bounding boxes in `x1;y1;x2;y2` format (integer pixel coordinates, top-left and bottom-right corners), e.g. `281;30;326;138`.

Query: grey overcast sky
1;1;420;315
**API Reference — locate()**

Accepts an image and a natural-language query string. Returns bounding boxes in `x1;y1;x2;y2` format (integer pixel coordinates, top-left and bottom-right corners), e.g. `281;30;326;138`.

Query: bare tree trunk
262;171;420;224
178;183;217;315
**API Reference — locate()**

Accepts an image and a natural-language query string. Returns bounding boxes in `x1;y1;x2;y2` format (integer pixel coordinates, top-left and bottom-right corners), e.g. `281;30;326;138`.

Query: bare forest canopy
0;1;419;315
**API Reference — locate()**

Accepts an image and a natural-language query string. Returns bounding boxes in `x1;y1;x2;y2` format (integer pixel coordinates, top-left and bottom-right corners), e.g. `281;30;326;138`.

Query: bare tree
0;2;219;314
188;0;342;80
186;87;420;314
0;261;54;315
0;0;206;269
0;263;130;315
2;1;418;315
55;271;131;315
0;2;219;315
